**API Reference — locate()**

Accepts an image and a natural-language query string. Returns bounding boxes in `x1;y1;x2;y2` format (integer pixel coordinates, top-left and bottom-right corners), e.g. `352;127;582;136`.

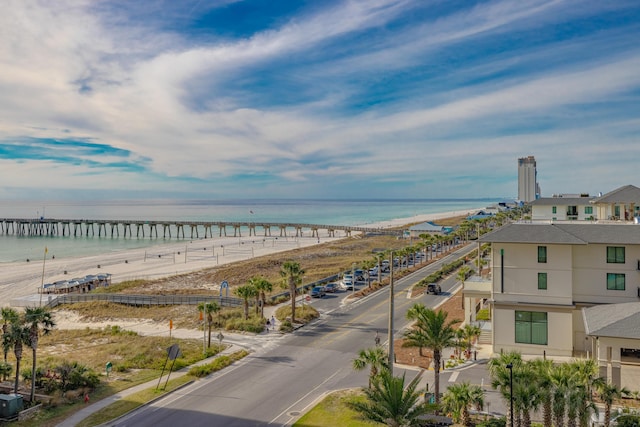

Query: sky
1;0;639;201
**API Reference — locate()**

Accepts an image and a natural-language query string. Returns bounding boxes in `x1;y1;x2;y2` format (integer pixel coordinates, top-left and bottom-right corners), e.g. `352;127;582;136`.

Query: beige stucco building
530;184;640;222
480;222;640;386
530;196;595;221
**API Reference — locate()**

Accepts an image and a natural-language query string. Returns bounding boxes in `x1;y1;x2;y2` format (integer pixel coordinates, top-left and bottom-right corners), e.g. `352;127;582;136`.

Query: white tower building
518;156;539;202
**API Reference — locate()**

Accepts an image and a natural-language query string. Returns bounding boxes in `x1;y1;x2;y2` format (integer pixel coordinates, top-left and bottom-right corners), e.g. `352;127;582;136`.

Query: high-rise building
517;156;539;202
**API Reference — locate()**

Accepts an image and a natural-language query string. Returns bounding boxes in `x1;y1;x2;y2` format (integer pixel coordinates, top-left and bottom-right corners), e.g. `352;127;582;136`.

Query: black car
310;286;326;298
426;283;442;295
323;283;339;293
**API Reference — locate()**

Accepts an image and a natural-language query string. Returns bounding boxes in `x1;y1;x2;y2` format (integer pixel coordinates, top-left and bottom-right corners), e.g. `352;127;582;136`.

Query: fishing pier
0;218;400;239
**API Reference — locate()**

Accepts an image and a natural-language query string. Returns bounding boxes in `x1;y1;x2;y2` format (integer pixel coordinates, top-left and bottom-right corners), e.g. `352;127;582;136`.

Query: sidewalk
56;302;291;427
56;343;244;427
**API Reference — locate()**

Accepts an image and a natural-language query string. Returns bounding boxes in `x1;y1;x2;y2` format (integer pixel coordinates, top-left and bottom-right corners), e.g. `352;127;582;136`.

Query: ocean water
0;198;501;262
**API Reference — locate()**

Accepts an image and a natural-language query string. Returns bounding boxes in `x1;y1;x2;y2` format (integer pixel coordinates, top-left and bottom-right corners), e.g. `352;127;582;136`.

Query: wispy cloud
0;0;639;199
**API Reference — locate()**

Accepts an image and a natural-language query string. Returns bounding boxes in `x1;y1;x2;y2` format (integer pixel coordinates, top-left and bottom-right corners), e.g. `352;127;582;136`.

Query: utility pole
388;251;394;375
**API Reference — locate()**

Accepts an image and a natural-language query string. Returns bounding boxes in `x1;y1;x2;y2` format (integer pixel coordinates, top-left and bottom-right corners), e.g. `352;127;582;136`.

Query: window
567;206;578;216
585;206;593;214
538;246;547;263
538;273;547;290
607;273;625;290
607;246;625;263
515;311;548;345
552;206;557;214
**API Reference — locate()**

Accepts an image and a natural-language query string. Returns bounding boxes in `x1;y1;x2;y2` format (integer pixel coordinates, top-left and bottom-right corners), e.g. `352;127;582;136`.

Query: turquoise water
0;198;502;262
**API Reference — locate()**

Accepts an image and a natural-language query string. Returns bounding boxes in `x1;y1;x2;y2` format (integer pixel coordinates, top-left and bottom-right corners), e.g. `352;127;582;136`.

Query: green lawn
294;389;381;427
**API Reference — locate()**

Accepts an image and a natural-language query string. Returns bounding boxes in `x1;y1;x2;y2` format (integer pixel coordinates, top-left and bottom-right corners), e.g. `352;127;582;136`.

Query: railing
44;294;244;309
43;274;343;308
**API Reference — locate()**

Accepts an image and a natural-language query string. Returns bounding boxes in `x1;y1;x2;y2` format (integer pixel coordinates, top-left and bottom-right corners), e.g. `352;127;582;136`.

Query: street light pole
388;251;394;375
506;363;514;427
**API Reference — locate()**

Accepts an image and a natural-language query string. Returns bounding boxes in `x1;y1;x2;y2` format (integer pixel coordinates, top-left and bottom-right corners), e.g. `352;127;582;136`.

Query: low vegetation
188;350;249;377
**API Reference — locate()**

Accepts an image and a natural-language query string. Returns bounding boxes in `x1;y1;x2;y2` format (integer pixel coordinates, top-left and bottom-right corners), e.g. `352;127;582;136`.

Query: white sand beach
0;209;477;308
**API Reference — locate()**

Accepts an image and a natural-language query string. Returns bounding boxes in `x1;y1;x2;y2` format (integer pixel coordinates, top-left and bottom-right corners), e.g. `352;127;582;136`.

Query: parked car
323;283;339;293
426;283;442;295
369;266;379;276
310;286;326;298
354;269;365;281
341;277;354;290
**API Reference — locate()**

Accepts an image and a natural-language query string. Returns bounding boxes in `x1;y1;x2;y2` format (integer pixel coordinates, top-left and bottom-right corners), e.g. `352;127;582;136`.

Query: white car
341;276;354;290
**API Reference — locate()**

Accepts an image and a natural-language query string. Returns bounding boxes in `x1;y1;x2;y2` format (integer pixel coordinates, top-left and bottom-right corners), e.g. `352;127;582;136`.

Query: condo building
517;156;540;203
469;185;640;387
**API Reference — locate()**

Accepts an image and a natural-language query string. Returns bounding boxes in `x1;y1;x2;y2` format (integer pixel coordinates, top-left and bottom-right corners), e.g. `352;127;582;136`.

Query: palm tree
488;351;523;427
3;318;30;394
568;358;599;427
352;346;389;388
442;381;484;426
594;379;630;427
197;301;220;347
457;324;481;357
512;361;542;427
457;266;472;285
361;259;376;287
234;284;257;320
249;276;272;318
404;304;460;406
570;358;598;396
348;370;429;427
24;306;56;403
575;386;598;427
530;358;555;427
1;307;18;381
280;261;304;323
550;363;572;427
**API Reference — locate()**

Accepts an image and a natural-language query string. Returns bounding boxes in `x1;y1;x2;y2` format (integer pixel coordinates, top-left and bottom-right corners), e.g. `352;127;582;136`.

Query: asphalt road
113;245;477;427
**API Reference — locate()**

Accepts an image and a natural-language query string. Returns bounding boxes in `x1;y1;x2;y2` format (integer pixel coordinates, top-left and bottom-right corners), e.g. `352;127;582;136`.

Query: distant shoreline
1;208;480;307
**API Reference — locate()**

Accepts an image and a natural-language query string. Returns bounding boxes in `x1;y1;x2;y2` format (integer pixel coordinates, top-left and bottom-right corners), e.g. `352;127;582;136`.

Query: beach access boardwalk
0;218;401;239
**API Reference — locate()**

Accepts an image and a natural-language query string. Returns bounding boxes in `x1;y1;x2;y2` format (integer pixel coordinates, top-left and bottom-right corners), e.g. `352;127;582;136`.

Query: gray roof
530;197;594;206
583;303;640;339
409;222;443;232
592;185;640;204
479;223;640;245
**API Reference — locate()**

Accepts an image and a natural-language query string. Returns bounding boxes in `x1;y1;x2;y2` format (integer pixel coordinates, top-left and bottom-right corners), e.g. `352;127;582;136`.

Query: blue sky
1;0;639;200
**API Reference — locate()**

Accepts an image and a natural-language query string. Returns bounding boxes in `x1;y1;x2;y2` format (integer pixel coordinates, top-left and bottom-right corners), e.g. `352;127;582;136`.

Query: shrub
477;417;506;427
616;415;640;427
275;304;319;324
54;361;100;391
225;316;265;333
188;350;249;378
106;325;138;336
279;319;294;333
